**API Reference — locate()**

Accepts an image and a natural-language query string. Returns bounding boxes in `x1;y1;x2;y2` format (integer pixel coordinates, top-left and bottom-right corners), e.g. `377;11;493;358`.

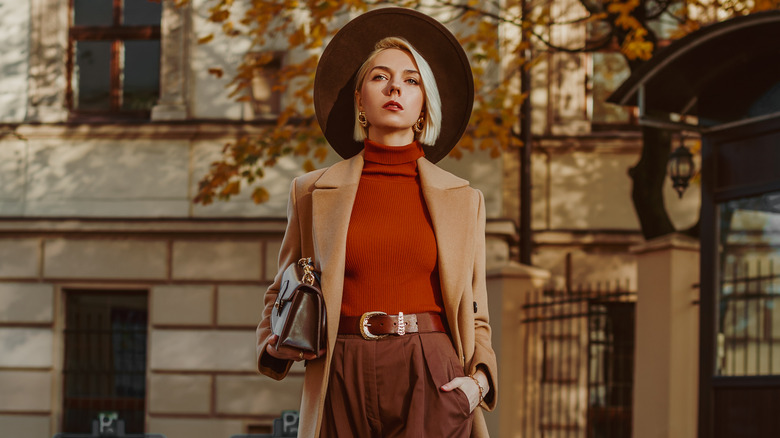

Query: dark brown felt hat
314;7;474;163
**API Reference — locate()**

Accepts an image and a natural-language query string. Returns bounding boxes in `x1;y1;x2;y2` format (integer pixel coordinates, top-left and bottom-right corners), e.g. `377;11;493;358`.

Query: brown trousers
320;332;474;438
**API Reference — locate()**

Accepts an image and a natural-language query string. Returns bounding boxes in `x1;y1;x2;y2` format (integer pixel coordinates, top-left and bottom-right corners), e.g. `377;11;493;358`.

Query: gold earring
413;115;425;133
358;111;368;128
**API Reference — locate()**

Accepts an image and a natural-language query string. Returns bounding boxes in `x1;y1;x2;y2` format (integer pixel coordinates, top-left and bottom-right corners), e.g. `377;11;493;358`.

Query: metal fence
718;258;780;376
520;283;636;438
62;291;148;435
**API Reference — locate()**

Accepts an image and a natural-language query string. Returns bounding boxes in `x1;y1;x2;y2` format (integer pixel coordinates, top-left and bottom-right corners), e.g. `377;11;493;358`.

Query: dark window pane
63;291;148;434
717;191;780;377
75;41;112;111
591;53;632;124
123;40;160;110
124;0;162;26
74;0;114;26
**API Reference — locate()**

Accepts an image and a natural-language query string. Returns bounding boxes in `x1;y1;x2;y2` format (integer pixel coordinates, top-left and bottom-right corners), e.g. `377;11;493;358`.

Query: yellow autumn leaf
288;29;306;46
220;181;240;197
210;9;230;23
314;146;329;162
252;187;270;204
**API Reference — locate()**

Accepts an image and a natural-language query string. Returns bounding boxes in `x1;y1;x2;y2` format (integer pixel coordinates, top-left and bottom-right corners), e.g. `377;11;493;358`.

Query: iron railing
62;291;148;435
521;283;636;438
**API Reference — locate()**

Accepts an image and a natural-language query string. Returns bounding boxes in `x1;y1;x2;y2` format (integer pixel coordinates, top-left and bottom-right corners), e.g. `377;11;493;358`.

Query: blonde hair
353;37;441;146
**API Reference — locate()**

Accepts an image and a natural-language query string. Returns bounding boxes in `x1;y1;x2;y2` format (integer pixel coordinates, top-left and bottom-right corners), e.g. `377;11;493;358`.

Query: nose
385;79;401;96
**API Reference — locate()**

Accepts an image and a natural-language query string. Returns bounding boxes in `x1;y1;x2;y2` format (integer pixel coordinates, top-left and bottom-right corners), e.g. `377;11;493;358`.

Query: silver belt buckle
359;311;388;340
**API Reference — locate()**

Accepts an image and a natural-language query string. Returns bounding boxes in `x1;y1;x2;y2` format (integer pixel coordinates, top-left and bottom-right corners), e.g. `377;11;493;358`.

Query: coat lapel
311;153;364;351
417;158;475;354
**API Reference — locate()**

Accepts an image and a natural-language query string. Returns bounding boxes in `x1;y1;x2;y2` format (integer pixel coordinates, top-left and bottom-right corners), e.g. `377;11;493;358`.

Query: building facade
0;1;699;437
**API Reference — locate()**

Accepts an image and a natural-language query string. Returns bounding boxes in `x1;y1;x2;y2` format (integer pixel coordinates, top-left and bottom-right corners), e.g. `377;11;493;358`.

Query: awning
608;11;780;128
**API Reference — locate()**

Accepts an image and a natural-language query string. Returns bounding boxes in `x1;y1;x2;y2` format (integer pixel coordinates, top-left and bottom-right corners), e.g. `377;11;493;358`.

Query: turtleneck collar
363;139;424;165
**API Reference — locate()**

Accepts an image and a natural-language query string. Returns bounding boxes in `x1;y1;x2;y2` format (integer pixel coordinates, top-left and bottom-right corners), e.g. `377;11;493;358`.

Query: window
245;52;283;118
718;191;780;376
67;0;161;117
62;290;148;434
588;52;636;129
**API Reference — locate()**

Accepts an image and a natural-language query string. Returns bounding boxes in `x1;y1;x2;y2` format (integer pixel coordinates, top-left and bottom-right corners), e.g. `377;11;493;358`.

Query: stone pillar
631;233;700;438
484;262;550;438
151;0;189;120
26;0;69;122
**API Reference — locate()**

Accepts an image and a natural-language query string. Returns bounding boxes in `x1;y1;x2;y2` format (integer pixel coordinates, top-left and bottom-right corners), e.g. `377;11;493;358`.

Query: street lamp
668;135;694;198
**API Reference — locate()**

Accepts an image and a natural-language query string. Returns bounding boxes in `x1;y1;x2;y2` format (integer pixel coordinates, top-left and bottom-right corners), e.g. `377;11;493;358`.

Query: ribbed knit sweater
340;139;444;317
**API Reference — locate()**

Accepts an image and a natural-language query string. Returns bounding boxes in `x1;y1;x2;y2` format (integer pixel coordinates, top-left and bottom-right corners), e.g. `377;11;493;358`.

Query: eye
406;78;419;85
372;74;388;81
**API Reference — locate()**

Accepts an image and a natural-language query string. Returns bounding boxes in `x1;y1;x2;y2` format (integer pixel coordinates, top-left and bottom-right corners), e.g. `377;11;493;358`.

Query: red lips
383;100;404;110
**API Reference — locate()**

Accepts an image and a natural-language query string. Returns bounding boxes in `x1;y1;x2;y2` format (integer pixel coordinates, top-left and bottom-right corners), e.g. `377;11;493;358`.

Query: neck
367;127;415;147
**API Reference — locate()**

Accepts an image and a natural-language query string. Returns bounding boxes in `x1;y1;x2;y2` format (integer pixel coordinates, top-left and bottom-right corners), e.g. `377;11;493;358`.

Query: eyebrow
371;65;421;76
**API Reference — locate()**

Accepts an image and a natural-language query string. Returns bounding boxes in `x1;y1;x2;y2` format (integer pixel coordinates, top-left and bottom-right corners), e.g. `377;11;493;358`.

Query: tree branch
646;0;675;20
530;27;615;53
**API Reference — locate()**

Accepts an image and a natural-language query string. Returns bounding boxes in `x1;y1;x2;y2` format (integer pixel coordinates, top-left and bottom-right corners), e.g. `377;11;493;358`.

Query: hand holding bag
270;257;327;358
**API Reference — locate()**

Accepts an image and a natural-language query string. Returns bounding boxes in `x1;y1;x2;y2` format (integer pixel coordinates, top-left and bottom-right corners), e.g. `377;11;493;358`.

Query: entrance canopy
608;11;780;128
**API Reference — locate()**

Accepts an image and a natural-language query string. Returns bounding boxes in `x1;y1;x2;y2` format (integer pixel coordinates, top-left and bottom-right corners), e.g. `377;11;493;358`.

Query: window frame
61;288;149;435
66;0;161;120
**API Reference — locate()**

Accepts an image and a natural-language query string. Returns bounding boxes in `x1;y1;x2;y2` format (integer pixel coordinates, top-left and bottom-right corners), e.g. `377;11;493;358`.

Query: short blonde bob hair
353;37;442;146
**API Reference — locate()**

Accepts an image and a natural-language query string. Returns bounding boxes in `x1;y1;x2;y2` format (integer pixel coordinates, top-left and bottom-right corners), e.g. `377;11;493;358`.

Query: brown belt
339;311;446;340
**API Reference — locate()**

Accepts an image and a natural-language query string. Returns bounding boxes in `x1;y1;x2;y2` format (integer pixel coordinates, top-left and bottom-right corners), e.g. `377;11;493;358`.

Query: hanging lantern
668;139;694;198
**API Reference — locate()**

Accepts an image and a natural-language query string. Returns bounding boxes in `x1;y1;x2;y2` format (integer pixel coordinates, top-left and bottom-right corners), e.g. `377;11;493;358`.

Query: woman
256;8;497;438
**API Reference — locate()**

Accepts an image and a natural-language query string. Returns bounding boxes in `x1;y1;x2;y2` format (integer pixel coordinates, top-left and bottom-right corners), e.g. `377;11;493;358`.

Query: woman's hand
440;370;489;413
265;334;323;361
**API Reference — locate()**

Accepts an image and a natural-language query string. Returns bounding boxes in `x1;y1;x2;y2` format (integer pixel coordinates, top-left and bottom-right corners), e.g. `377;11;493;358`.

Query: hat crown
314;8;474;164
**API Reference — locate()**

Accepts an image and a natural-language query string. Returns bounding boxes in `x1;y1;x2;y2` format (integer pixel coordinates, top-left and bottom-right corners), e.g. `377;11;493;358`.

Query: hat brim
314;8;474;164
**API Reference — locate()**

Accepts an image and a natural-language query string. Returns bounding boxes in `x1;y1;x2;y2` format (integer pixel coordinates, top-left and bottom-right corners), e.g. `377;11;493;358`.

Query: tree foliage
189;0;777;238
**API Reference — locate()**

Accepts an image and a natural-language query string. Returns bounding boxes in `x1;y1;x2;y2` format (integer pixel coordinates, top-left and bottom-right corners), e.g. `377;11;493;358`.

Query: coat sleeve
256;178;303;380
468;189;498;410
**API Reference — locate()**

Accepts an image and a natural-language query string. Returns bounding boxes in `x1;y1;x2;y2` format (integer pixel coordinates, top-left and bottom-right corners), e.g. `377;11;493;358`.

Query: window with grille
718;191;780;376
67;0;161;117
62;290;148;434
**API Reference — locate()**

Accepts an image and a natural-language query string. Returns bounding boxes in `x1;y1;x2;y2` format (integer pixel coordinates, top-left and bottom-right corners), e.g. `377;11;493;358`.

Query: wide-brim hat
314;7;474;163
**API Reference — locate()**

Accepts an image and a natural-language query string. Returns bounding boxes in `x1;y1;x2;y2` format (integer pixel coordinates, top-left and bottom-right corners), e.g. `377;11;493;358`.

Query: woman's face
356;48;425;142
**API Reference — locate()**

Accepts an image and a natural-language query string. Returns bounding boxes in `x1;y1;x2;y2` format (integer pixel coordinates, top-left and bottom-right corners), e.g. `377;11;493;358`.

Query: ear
354;90;362;110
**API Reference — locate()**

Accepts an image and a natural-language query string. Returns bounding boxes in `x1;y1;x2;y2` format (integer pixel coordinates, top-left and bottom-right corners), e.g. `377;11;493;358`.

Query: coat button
473;301;478;313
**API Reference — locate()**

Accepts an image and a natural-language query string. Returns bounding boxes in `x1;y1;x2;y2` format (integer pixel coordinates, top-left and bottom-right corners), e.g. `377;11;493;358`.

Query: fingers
440;376;466;392
441;376;479;412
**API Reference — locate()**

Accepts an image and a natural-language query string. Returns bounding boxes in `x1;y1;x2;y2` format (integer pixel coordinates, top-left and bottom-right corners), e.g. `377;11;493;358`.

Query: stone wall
0;220;303;438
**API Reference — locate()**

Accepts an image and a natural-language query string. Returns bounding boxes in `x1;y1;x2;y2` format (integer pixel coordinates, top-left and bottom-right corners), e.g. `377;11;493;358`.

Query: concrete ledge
149;329;255;371
151;285;214;326
0;219;287;234
487;261;551;280
0;328;53;367
0;415;50;438
217;285;263;326
0;371;51;411
630;233;700;255
172;241;262;281
0;240;40;278
0;284;53;323
43;239;167;279
146;418;243;438
215;374;303;415
149;374;211;414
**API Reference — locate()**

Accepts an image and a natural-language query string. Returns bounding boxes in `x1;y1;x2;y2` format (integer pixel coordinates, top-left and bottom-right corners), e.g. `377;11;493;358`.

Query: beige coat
256;152;498;437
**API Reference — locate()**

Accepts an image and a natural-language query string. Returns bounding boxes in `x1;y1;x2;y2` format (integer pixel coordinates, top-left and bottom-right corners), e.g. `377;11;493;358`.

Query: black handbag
270;257;326;357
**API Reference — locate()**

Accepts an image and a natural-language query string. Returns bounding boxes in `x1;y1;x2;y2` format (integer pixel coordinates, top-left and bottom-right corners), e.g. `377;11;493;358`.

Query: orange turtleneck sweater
340;139;444;317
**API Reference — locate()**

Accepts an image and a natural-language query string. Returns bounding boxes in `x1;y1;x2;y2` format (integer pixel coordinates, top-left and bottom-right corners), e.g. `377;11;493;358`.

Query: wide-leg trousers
320;332;474;438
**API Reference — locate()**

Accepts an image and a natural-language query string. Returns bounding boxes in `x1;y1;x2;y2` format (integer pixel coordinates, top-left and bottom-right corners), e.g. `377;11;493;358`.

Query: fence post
631;233;700;438
485;261;550;438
